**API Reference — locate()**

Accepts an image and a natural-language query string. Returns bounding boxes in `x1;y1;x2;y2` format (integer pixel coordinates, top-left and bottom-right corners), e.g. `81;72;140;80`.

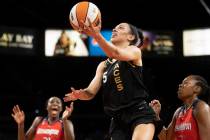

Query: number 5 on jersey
103;72;108;83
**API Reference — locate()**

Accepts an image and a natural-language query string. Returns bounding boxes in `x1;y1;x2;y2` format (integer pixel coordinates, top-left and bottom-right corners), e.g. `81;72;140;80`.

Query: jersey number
103;72;108;83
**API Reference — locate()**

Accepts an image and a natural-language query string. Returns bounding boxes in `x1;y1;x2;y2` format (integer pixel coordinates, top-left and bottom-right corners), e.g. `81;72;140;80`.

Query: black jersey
102;58;149;115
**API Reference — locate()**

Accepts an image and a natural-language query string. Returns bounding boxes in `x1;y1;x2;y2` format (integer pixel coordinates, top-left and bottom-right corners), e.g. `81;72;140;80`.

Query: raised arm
12;105;26;140
63;120;74;140
62;102;75;140
80;19;141;62
92;33;141;61
64;61;105;101
194;101;210;140
12;105;42;140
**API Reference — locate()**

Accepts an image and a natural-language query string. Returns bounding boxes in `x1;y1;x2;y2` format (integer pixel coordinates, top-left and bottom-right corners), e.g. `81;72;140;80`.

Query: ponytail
128;24;144;47
137;29;144;47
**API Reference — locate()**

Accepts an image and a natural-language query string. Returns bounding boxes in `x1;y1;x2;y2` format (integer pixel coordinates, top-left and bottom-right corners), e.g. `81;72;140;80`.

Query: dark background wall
0;0;210;139
1;0;210;29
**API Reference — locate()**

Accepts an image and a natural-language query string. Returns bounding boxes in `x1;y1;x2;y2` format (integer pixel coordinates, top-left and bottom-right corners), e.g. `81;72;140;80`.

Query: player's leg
132;123;155;140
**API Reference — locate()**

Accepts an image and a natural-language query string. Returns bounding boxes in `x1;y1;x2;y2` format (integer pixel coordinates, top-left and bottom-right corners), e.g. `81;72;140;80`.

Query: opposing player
12;96;75;140
150;75;210;140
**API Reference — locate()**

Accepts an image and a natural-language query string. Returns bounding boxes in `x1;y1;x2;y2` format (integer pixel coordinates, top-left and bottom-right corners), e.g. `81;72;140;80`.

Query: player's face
47;97;62;118
111;23;134;45
177;76;197;101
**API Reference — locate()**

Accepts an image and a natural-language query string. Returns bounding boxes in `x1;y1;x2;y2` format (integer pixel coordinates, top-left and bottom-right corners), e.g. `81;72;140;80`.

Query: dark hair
192;75;210;105
128;24;144;47
45;96;63;110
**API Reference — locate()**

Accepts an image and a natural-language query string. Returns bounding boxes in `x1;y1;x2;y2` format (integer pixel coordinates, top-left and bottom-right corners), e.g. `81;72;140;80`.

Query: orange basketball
69;1;101;31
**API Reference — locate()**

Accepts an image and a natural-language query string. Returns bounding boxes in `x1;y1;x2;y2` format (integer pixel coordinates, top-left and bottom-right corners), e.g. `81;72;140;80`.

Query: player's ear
128;34;135;42
194;85;202;95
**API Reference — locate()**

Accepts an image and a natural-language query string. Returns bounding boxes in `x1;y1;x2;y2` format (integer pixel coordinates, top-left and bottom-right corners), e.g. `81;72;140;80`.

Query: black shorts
106;101;156;140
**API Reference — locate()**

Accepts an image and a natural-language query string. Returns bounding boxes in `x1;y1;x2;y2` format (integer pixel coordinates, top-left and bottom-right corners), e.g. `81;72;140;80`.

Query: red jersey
174;102;200;140
34;118;64;140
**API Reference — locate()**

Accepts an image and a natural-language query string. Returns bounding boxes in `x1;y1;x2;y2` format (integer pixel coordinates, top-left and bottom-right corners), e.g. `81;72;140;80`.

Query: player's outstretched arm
64;61;105;101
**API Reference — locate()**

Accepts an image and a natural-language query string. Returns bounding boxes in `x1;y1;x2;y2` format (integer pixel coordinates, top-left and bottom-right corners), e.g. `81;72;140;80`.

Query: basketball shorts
106;100;157;140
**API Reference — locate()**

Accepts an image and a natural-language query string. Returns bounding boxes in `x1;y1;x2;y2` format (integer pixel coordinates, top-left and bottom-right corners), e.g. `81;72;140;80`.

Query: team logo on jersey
113;63;124;91
37;128;59;135
175;123;192;131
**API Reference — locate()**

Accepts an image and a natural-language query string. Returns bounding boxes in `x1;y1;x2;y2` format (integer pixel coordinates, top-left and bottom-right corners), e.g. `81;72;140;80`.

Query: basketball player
64;21;156;140
12;96;75;140
150;75;210;140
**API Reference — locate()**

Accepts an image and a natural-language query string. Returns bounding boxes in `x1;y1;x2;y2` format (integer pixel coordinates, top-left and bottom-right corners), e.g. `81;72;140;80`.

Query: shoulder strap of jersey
192;98;200;117
174;107;184;119
192;98;200;108
31;116;44;131
105;58;113;68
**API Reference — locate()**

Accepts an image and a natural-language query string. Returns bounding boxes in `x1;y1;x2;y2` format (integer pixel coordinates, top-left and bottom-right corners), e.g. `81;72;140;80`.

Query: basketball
69;1;101;31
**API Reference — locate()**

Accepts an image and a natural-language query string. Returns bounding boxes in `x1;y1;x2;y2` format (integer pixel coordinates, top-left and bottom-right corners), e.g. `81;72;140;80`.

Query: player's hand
11;105;25;125
63;87;83;102
79;18;101;37
62;102;74;120
149;99;161;119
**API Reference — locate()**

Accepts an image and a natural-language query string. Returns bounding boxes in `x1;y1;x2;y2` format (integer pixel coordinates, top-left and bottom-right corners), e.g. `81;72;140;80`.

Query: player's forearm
157;126;167;140
156;122;175;140
77;88;96;100
63;120;75;140
18;123;26;140
94;33;118;58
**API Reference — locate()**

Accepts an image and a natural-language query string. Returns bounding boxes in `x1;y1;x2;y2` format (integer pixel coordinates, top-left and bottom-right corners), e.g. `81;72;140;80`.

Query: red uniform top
174;103;200;140
34;118;64;140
